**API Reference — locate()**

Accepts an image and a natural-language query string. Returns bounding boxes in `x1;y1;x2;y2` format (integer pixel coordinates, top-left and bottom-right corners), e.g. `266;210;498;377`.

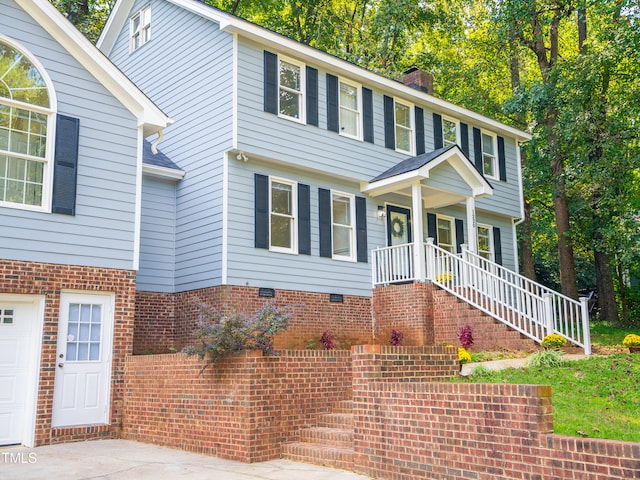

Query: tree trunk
594;249;619;323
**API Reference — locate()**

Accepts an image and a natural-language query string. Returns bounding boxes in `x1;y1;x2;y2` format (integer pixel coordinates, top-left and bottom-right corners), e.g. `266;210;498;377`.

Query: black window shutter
263;51;278;115
298;183;311;255
383;95;395;149
497;136;507;181
493;226;503;265
254;174;269;249
52;114;80;215
326;74;339;132
362;87;374;143
415;106;425;155
473;127;483;173
455;218;465;253
460;122;469;157
356;196;368;263
427;213;437;244
306;66;318;126
318;188;332;257
433;112;443;150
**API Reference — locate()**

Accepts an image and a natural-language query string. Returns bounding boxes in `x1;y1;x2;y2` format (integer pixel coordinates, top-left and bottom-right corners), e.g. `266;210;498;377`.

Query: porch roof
361;145;493;204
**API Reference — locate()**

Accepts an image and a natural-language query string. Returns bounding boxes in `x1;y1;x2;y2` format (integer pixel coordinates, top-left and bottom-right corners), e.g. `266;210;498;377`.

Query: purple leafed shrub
458;325;474;349
390;329;404;346
320;331;334;350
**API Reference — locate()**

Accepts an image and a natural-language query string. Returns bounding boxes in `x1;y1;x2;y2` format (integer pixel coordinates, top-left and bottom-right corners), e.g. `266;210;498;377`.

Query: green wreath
391;216;405;239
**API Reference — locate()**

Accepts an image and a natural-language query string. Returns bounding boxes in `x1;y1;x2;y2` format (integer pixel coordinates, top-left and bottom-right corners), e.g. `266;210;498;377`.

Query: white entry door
0;298;43;446
52;293;114;428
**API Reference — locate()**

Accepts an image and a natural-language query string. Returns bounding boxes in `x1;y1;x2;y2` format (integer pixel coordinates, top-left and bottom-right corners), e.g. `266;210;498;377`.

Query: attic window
130;5;151;52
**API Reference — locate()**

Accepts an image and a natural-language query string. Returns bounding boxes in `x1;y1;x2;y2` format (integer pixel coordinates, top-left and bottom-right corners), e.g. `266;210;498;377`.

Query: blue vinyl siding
0;0;140;270
138;176;177;291
108;0;234;292
226;159;383;297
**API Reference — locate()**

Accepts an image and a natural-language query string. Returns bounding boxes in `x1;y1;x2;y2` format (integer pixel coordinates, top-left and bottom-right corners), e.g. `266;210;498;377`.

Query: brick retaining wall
352;347;640;480
122;350;352;462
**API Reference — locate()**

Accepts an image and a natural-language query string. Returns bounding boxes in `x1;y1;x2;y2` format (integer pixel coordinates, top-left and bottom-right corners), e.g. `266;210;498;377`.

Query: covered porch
362;145;591;354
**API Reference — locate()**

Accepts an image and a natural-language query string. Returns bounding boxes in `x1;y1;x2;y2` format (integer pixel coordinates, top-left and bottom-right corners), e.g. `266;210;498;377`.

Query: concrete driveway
0;439;371;480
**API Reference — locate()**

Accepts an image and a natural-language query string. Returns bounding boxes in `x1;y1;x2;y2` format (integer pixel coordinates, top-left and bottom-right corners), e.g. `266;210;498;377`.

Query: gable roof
99;0;529;143
16;0;171;137
362;145;493;199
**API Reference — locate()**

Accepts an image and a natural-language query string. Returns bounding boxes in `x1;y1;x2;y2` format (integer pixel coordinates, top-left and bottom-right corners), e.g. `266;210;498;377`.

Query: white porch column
412;182;426;281
466;196;478;254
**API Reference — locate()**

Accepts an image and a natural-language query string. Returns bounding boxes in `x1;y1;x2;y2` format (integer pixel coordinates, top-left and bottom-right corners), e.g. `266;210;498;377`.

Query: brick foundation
135;285;373;353
373;282;537;351
0;259;136;446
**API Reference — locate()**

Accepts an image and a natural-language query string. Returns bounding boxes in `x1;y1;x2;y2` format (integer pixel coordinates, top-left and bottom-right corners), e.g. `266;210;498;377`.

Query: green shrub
185;302;290;368
528;349;565;368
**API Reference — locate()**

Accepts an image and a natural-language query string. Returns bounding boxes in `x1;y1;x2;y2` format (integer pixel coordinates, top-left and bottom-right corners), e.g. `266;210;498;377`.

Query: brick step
299;427;353;448
282;442;354;470
331;400;354;413
316;413;353;429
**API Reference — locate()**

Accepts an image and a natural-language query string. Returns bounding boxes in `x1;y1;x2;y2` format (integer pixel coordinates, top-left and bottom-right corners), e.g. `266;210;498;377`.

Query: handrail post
580;297;591;355
371;250;377;287
425;238;435;281
543;293;554;336
460;244;469;288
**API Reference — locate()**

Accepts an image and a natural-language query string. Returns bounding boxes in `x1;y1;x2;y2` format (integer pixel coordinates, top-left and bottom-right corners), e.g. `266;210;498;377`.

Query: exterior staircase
282;399;355;471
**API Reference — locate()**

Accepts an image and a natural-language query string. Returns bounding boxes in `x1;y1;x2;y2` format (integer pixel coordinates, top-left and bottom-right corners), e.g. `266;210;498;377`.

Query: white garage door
0;299;43;447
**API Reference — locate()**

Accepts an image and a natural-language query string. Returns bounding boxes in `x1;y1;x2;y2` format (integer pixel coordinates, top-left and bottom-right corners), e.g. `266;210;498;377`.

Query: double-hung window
278;57;304;122
394;100;413;154
436;215;455;253
130;6;151;52
477;224;494;260
442;117;458;147
481;131;497;178
269;178;297;253
339;79;361;139
0;39;53;211
332;191;355;261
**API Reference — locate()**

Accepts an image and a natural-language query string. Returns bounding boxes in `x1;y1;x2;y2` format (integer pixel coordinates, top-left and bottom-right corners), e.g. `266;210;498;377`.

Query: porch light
377;205;386;219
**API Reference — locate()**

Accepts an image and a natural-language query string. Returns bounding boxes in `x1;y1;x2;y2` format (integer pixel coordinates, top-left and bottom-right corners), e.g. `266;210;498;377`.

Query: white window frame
338;78;362;141
481;130;498;179
269;177;297;254
394;99;414;155
477;223;494;261
277;56;305;123
436;214;456;253
331;190;356;262
0;36;56;213
130;5;151;53
442;116;459;148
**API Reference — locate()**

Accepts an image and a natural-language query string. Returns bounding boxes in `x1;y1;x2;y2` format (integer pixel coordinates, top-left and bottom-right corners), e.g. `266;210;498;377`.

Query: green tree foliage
50;0;114;43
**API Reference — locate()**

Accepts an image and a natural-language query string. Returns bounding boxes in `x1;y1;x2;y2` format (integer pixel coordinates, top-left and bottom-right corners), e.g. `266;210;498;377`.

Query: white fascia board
96;0;135;54
142;163;186;180
19;0;172;137
362;171;425;196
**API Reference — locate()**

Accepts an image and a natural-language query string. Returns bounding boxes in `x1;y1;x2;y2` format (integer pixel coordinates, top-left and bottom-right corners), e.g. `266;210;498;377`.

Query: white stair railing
371;241;591;354
425;240;591;354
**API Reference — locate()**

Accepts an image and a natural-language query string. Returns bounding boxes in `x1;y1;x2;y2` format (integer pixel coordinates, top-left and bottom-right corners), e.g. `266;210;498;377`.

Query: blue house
97;0;590;355
0;0;591;450
0;0;170;447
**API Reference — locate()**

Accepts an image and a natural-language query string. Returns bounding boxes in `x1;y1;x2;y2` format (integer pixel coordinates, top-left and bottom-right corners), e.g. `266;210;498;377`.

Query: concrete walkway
460;353;588;376
0;440;371;480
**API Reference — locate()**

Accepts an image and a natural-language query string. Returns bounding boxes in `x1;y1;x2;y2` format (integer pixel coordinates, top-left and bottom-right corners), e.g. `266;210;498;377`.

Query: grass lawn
459;322;640;442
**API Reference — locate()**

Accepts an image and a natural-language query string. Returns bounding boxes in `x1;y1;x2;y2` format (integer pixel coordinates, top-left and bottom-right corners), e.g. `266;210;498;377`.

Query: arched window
0;38;55;209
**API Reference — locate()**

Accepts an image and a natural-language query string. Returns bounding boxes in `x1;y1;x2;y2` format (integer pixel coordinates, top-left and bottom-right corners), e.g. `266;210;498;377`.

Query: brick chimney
400;68;434;94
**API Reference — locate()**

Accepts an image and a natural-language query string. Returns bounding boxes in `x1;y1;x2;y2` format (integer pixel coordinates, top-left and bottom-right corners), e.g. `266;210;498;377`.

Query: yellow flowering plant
458;347;471;364
622;334;640;347
541;333;567;348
